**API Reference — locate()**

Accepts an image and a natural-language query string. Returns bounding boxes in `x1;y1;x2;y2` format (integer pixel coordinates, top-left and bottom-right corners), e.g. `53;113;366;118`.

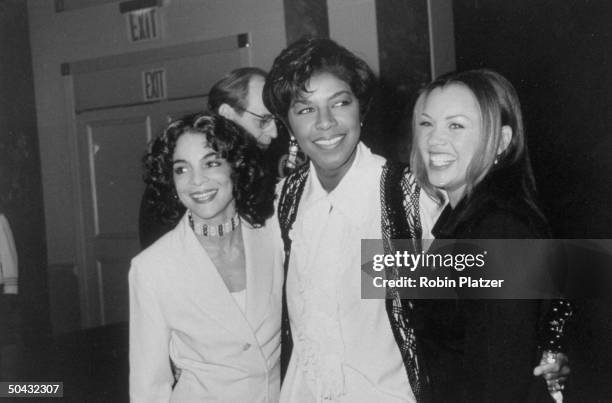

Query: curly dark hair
263;37;376;122
143;113;275;227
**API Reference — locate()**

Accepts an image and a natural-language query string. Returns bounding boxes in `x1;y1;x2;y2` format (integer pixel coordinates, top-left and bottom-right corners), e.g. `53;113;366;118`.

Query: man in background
209;67;278;149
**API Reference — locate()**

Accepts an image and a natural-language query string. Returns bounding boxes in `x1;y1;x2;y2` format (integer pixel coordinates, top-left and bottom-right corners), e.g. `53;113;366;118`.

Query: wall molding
62;33;250;76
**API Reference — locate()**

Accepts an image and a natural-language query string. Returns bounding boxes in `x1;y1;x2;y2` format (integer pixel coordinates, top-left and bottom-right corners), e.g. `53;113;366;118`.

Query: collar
300;142;385;226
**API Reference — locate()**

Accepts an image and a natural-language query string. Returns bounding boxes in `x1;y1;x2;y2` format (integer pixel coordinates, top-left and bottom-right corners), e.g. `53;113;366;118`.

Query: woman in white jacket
129;113;283;402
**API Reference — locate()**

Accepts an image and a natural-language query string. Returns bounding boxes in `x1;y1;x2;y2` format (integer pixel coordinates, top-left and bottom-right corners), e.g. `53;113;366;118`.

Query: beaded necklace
188;211;240;237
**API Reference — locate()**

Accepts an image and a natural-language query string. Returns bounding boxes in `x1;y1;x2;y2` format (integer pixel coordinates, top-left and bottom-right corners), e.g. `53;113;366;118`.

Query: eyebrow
329;90;353;99
445;114;471;120
172;151;218;165
292;98;309;106
202;151;218;160
420;112;471;120
291;90;353;106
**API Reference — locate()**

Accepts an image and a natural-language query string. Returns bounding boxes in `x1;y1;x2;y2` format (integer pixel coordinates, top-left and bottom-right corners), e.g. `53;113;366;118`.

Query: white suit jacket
129;213;284;402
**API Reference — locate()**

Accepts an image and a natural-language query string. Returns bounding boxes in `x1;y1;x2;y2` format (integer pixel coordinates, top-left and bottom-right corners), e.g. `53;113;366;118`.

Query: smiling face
415;84;483;206
230;75;278;148
172;132;236;225
287;72;361;188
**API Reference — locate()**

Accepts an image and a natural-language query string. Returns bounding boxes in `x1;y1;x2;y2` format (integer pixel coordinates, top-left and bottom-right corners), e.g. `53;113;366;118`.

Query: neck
197;224;242;252
447;186;466;208
316;169;345;192
314;146;358;193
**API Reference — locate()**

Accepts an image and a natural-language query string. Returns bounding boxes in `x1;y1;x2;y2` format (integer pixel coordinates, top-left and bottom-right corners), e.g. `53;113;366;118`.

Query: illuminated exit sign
126;7;161;43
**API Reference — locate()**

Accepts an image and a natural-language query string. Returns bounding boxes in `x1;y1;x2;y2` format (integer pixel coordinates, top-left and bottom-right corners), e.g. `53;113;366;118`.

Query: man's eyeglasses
239;109;276;130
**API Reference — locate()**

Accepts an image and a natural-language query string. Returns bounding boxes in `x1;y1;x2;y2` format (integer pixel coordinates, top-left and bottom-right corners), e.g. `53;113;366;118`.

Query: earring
285;136;299;170
360;121;364;128
494;157;499;165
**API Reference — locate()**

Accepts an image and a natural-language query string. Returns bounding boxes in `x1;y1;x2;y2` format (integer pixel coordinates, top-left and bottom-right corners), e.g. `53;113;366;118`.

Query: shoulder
369;151;386;167
245;215;281;239
0;214;9;229
276;163;310;209
358;143;386;170
465;199;544;238
244;218;284;263
130;224;182;279
275;177;286;195
380;161;422;209
0;214;15;242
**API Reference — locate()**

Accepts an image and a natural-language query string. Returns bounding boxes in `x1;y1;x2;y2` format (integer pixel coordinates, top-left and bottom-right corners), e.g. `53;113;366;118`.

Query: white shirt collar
300;142;385;226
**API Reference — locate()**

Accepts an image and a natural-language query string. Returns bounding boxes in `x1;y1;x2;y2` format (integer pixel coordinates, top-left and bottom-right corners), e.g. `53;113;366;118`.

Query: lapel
175;215;256;341
242;223;274;330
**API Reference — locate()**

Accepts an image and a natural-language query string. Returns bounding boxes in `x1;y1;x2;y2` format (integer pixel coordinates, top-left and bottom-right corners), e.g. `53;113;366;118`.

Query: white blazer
129;213;284;402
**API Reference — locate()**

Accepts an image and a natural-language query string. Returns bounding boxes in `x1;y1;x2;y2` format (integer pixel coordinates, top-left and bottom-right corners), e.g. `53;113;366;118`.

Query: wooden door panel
96;259;131;325
78;109;159;325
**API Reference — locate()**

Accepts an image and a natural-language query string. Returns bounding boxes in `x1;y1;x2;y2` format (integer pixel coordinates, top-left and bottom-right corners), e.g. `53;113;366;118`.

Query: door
67;34;250;327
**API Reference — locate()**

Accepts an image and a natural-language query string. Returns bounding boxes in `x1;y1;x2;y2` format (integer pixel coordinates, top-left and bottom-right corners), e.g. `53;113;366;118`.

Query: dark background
454;0;612;239
453;1;612;400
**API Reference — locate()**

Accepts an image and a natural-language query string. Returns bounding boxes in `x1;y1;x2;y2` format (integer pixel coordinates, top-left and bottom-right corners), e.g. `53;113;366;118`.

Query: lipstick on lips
190;189;218;203
313;134;344;149
428;152;456;168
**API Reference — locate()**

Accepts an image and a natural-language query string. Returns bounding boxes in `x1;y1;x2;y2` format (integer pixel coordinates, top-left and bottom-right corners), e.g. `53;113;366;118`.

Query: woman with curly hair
129;113;283;402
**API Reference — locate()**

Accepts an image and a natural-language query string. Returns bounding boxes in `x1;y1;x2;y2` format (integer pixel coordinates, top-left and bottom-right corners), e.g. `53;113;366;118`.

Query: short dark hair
263;37;376;121
208;67;268;114
143;113;275;227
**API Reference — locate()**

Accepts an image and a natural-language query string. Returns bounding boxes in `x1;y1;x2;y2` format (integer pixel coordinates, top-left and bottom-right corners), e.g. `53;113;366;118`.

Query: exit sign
142;68;167;101
126;8;161;43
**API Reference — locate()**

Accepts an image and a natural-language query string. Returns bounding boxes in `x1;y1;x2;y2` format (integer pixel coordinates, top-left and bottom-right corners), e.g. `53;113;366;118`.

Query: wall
328;0;379;74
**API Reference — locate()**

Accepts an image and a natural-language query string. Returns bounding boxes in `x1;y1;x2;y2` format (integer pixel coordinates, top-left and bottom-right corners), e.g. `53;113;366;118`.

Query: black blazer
416;171;551;403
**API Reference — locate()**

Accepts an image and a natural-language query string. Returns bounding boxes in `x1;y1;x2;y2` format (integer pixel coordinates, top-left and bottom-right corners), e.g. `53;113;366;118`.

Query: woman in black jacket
409;69;569;402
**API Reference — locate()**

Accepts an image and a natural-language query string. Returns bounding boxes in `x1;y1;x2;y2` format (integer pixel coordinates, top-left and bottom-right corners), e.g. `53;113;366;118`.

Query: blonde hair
410;69;532;204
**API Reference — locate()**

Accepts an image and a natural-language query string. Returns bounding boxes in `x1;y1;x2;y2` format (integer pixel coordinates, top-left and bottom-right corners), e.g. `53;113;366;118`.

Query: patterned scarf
380;161;430;403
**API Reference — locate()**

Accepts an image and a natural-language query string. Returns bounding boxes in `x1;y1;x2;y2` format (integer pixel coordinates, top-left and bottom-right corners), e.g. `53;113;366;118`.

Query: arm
0;215;18;294
461;212;544;401
463;300;541;402
129;262;173;402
